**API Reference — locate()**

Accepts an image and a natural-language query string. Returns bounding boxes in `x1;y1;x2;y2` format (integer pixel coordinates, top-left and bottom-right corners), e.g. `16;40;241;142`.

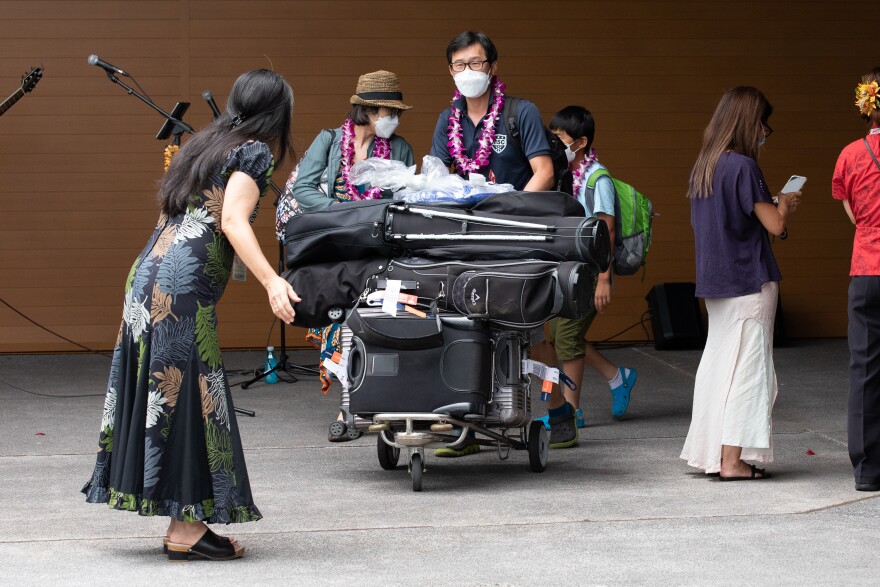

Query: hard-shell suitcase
345;309;492;417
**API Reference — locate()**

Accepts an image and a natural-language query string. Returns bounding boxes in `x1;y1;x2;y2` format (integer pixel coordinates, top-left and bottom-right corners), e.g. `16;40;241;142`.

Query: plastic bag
349;158;416;192
397;155;514;205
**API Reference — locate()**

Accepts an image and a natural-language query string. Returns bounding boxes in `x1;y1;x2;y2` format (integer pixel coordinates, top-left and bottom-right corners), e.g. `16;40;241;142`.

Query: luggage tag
321;350;349;387
381;280;401;317
522;359;560;401
369;288;425;317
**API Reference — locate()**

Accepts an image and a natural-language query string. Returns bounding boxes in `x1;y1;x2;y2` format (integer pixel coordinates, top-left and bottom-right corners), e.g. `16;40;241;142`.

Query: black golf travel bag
284;256;594;329
284;199;610;271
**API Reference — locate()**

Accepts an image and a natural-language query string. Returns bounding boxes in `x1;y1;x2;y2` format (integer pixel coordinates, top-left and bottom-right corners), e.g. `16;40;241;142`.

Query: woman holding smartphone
680;86;801;480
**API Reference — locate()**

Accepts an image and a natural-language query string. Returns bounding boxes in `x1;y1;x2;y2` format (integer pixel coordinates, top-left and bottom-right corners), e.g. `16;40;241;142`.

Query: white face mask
374;114;399;139
564;140;582;163
454;69;491;98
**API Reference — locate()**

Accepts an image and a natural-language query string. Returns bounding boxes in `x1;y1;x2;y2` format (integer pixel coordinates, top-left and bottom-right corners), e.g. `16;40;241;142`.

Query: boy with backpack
538;105;639;448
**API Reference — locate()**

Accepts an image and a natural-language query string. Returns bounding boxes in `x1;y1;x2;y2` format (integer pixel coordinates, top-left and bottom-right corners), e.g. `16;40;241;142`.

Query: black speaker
646;282;706;350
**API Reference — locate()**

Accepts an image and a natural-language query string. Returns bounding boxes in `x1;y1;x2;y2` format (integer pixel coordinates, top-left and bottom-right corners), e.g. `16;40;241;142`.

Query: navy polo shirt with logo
430;89;550;191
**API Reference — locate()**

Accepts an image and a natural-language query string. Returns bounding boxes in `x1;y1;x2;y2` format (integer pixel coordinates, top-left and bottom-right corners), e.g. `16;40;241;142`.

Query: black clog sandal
166;528;243;561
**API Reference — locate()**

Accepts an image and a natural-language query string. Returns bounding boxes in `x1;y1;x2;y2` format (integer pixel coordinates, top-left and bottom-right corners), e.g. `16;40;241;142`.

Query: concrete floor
1;339;877;585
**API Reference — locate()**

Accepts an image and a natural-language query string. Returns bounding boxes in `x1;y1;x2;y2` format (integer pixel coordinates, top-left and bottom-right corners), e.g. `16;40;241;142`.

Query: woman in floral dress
83;69;299;561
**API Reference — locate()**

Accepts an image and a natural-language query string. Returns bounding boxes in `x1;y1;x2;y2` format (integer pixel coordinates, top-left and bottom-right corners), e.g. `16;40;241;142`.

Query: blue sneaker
538;408;585;429
610;368;637;419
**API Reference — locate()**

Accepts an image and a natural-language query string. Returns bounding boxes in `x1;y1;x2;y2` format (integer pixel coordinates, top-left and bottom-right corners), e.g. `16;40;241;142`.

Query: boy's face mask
564;139;583;162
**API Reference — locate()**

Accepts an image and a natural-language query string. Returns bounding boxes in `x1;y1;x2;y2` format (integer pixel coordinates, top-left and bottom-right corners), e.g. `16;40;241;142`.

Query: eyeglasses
449;59;490;73
762;123;774;138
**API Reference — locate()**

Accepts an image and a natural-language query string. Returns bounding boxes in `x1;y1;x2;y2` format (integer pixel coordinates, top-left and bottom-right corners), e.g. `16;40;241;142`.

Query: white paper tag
521;359;560;383
231;254;247;281
382;280;401;317
322;356;349;386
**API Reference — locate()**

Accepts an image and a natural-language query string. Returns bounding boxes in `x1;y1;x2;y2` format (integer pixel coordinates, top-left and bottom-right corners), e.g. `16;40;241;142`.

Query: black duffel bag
282;258;390;328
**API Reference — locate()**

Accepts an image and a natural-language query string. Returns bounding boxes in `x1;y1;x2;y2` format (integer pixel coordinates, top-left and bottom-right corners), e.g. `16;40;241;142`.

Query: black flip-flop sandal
719;464;771;481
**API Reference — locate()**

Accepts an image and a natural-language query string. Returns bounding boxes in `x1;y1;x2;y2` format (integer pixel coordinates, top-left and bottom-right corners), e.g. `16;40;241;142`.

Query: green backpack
584;168;653;276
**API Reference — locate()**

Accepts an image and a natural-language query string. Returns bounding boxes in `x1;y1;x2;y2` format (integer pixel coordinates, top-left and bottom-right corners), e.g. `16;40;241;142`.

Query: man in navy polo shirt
430;31;553;191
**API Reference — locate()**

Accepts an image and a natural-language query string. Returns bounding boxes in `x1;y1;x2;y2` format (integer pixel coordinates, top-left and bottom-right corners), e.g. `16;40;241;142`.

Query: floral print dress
82;141;273;523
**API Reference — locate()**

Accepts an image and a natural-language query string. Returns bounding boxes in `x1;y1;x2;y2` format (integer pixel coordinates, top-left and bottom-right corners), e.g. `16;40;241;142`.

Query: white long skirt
680;281;778;474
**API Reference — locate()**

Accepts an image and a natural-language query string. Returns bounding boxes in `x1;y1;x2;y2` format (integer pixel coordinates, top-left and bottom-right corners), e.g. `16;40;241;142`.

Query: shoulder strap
586;167;610;189
503;96;523;155
582;167;613;217
865;138;880;171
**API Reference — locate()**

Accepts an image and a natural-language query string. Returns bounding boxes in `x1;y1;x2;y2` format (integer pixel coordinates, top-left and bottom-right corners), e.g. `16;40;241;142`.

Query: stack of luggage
282;191;610;422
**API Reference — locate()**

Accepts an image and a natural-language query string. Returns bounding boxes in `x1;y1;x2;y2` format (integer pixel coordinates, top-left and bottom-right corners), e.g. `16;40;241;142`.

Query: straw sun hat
349;70;412;110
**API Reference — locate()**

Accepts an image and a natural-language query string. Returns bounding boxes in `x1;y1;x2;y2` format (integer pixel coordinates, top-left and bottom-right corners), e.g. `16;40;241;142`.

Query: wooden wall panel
0;0;866;352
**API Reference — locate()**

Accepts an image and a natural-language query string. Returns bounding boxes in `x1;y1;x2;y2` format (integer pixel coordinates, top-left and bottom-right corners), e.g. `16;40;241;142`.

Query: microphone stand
100;71;194;145
199;90;319;389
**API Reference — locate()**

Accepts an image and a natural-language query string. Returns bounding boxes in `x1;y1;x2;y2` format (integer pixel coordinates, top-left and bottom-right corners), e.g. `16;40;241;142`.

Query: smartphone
781;175;807;193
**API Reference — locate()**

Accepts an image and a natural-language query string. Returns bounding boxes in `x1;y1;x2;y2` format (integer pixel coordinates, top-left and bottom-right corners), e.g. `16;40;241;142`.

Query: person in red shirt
832;66;880;492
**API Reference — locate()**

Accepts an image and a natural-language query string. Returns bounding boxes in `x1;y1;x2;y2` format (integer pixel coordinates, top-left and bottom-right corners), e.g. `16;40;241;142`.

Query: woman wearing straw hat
285;70;413;441
288;70;414;212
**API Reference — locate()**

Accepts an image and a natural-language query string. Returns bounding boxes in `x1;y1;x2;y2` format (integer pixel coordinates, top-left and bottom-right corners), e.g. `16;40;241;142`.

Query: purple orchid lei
571;147;599;196
339;117;391;201
447;77;506;174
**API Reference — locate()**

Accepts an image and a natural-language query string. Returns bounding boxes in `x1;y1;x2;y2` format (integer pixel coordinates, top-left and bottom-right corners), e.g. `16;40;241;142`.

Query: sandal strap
548;409;575;427
189;528;237;558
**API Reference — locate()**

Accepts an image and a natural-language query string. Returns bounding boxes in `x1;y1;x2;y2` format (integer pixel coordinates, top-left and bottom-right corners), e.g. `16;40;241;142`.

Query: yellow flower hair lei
855;81;879;116
163;144;180;172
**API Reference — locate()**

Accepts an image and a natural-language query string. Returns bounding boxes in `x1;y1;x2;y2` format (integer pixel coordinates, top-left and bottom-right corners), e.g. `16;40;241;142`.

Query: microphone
87;55;129;77
201;90;222;119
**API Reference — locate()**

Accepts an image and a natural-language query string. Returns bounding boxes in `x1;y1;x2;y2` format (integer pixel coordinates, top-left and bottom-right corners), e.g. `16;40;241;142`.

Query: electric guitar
0;67;43;117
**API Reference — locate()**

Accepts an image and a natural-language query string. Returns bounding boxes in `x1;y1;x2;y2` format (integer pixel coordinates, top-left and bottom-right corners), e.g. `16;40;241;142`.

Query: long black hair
158;69;294;216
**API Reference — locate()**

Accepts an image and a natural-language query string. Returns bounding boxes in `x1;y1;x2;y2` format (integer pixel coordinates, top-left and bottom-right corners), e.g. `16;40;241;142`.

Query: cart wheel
410;452;423;492
377;434;400;470
528;420;549;472
328;420;347;440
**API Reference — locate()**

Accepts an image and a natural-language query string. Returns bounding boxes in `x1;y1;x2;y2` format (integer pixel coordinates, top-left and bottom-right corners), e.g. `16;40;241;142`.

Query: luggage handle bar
390;233;553;242
396;204;557;232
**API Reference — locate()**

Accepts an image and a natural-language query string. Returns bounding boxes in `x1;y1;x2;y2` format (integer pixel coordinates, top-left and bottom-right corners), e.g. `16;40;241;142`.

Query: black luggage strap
865;138;880;172
346;308;443;350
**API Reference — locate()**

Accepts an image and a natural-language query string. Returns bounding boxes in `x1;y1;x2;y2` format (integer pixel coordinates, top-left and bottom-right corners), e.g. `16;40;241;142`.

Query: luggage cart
339;315;549;491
